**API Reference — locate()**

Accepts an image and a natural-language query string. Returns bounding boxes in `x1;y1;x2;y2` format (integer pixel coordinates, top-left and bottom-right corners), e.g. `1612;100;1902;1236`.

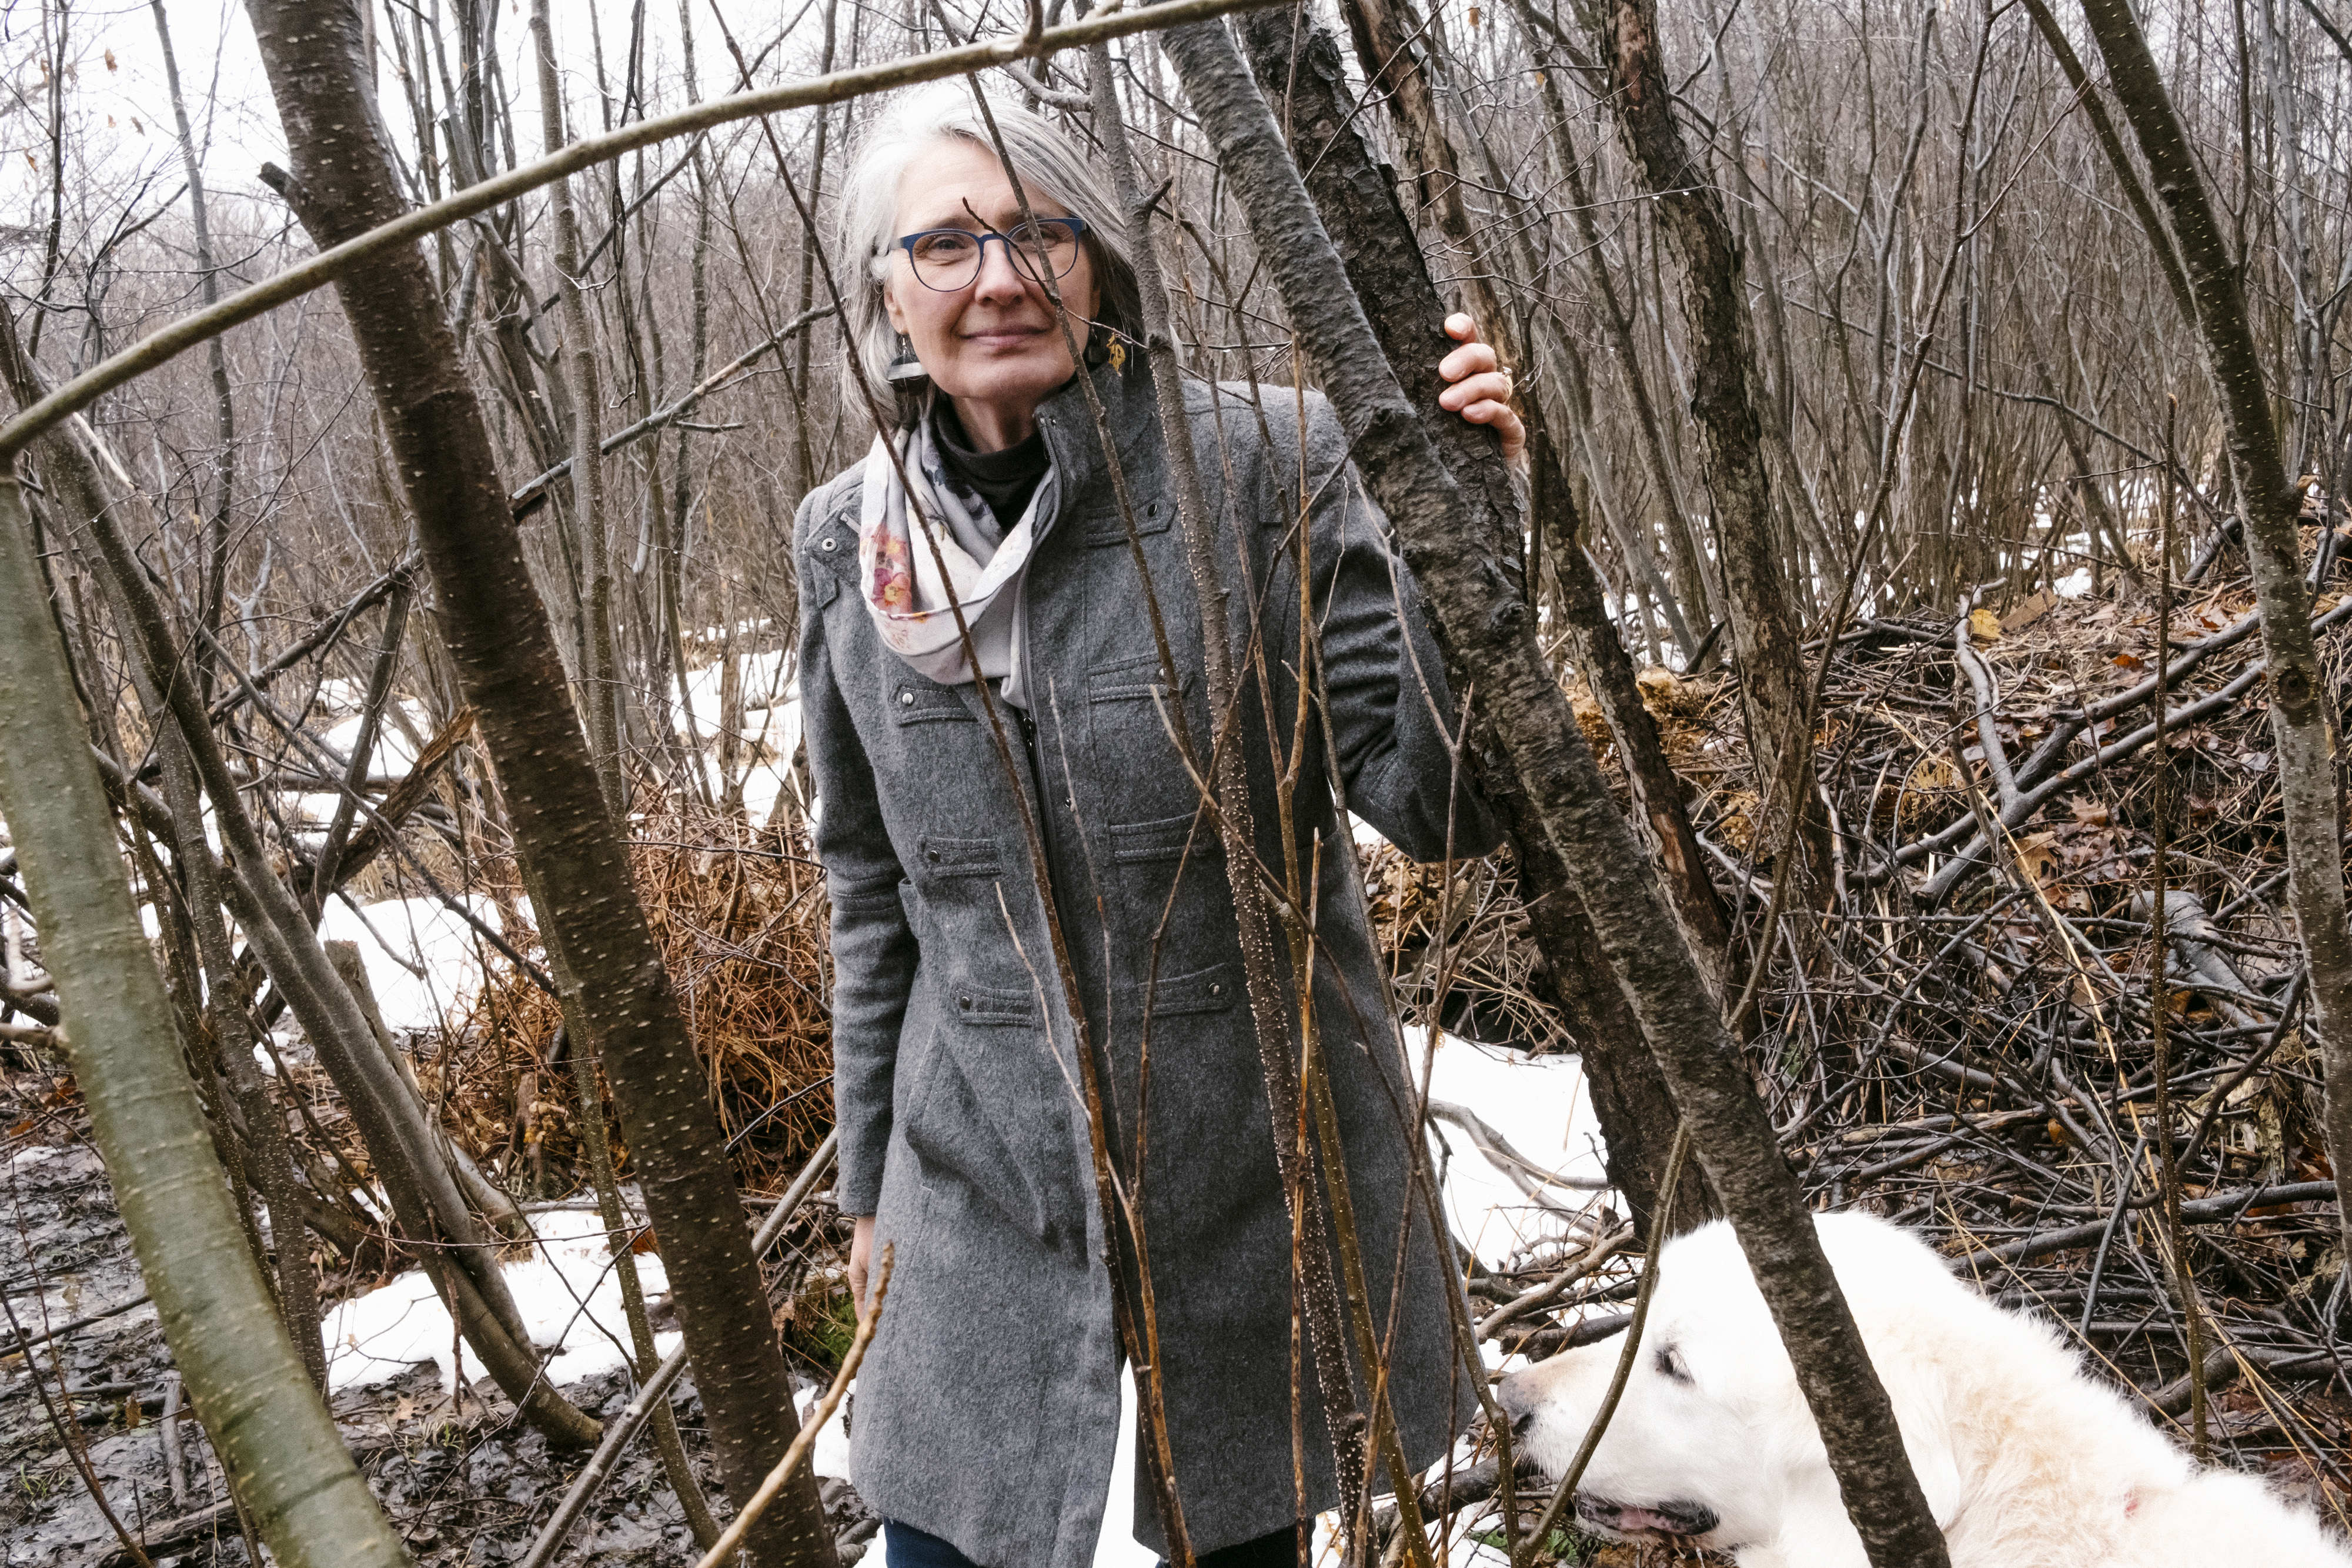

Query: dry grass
454;801;833;1198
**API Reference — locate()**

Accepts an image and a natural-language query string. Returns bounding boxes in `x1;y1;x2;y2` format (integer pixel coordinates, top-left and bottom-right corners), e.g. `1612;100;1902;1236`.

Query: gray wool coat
795;360;1499;1567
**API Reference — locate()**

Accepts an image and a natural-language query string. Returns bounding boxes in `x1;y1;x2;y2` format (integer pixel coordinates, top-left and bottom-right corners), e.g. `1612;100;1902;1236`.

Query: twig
690;1242;891;1568
1511;1124;1689;1568
2147;433;2211;1460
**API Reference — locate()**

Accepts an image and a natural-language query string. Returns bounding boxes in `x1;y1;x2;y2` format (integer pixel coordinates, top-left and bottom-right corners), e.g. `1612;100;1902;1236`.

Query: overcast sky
0;1;740;252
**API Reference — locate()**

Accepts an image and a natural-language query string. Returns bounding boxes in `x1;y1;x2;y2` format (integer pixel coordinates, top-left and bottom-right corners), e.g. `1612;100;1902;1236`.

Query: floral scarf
856;413;1057;705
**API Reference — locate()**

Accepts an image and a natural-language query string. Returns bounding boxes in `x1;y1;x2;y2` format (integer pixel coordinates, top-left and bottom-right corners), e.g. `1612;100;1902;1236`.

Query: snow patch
796;1380;857;1482
316;894;503;1034
1415;1028;1611;1267
322;1208;679;1396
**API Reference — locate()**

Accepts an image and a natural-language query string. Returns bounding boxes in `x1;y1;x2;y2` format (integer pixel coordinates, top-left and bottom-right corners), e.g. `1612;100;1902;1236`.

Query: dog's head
1495;1214;1964;1565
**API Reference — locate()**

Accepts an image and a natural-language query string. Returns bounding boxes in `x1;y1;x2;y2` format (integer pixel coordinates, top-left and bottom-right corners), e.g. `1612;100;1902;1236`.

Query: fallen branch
96;1500;239;1568
1428;1099;1614;1202
1966;1181;2338;1265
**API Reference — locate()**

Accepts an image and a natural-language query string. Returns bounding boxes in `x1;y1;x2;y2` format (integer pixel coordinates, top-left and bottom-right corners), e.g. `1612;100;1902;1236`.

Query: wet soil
0;1076;873;1567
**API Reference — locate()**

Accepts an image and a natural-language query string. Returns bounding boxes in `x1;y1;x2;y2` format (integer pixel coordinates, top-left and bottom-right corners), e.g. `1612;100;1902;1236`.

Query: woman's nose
971;235;1033;302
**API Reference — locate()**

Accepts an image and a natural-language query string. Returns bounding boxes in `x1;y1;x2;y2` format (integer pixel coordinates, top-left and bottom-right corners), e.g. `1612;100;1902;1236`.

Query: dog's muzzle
1574;1496;1721;1541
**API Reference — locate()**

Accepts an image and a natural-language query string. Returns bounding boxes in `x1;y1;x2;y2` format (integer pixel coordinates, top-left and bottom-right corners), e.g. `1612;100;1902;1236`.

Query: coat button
958;996;972;1010
926;848;941;863
1209;982;1224;997
900;690;916;706
819;536;837;552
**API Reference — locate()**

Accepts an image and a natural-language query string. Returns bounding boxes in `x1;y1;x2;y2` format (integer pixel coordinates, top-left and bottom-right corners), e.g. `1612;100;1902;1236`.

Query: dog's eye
1654;1344;1693;1385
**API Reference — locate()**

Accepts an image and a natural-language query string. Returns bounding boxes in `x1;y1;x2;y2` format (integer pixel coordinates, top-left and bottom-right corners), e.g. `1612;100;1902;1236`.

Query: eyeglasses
895;217;1091;292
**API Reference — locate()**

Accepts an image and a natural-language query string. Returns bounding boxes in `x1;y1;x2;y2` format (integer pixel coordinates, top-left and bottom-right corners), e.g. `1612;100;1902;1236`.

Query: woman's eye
915;233;974;259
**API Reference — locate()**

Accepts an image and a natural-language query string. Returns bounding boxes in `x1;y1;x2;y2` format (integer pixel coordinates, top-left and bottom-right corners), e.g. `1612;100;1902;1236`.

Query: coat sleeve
1293;393;1504;864
796;485;913;1217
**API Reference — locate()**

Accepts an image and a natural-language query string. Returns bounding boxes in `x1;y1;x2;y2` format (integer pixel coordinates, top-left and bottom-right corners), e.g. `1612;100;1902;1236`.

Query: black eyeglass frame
893;217;1093;292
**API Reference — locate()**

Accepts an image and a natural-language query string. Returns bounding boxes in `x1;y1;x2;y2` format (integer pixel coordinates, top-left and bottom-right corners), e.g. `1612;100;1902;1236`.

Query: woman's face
882;138;1101;450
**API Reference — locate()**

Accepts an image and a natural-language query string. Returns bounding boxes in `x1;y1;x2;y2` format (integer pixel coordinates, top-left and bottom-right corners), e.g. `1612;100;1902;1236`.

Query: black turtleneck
932;397;1052;540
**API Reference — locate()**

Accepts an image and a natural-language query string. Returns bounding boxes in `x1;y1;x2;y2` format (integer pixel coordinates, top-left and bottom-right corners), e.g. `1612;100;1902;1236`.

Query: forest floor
0;1088;873;1568
0;1050;1635;1567
9;548;2352;1564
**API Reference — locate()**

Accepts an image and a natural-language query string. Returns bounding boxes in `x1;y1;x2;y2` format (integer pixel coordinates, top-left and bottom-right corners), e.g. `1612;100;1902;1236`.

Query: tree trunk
530;0;627;817
1157;21;1950;1566
242;5;830;1560
1084;41;1367;1563
2075;0;2352;1265
1580;0;1825;890
0;476;411;1568
1236;6;1714;1231
1333;0;1517;373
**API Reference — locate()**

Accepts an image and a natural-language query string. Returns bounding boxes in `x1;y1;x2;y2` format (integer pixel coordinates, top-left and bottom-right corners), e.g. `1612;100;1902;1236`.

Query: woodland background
0;0;2347;1563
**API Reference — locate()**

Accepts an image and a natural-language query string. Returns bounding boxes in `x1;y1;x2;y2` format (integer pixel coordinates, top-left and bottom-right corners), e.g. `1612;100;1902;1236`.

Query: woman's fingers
1435;313;1526;466
850;1213;877;1322
1438;340;1500;390
1438;367;1514;412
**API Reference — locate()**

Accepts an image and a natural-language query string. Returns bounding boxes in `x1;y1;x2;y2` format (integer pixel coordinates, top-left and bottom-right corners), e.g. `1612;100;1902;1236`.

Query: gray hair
836;83;1142;422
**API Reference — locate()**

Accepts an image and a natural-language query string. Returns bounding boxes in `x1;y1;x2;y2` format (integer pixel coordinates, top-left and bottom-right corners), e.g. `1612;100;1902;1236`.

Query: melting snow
316;893;503;1034
322;1208;678;1396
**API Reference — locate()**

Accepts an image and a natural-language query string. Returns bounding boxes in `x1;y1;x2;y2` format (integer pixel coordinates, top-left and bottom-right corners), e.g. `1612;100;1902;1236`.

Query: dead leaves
1635;664;1705;716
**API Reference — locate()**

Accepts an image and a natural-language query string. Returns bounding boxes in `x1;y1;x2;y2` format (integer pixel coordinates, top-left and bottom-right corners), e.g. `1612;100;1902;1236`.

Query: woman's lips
963;325;1046;349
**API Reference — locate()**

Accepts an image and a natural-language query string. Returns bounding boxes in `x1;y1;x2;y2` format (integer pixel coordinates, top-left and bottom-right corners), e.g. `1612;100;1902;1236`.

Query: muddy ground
0;1076;875;1568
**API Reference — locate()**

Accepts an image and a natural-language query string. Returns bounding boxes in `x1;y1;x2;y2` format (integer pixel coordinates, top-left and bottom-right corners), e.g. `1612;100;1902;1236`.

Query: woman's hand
849;1214;877;1323
1436;313;1526;470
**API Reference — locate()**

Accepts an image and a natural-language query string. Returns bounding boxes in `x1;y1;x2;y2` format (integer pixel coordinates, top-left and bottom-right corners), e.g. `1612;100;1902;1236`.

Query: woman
798;85;1523;1568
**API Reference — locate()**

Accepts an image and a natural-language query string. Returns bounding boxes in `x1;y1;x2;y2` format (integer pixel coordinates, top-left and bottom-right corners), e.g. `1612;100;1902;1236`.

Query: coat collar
803;361;1158;582
1027;359;1156;510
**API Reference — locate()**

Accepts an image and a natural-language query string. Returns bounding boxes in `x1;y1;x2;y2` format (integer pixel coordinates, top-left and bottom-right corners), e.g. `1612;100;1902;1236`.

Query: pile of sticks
1402;551;2351;1518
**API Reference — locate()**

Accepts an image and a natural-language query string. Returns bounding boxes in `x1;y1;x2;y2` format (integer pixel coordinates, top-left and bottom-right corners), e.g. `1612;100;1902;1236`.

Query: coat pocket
1132;960;1240;1018
947;977;1040;1028
891;676;977;726
914;834;1004;880
898;1022;1063;1248
1085;654;1201;822
1080;494;1171;546
1109;811;1223;867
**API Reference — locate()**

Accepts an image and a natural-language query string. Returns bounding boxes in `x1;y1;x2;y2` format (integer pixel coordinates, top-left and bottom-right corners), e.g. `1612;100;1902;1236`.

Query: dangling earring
1084;322;1127;372
886;333;927;383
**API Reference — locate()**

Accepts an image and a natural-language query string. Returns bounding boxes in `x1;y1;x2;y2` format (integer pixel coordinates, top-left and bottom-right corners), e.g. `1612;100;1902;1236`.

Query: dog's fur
1497;1212;2352;1567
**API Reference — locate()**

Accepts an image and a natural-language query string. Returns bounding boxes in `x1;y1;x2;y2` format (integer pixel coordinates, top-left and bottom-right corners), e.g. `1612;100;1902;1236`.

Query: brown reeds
459;801;834;1199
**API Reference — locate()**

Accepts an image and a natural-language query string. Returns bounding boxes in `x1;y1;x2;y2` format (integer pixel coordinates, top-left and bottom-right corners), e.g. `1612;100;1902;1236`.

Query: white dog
1496;1212;2351;1567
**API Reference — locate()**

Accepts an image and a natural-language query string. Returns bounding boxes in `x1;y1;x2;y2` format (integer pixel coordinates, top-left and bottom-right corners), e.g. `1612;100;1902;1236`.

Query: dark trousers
884;1517;1308;1568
